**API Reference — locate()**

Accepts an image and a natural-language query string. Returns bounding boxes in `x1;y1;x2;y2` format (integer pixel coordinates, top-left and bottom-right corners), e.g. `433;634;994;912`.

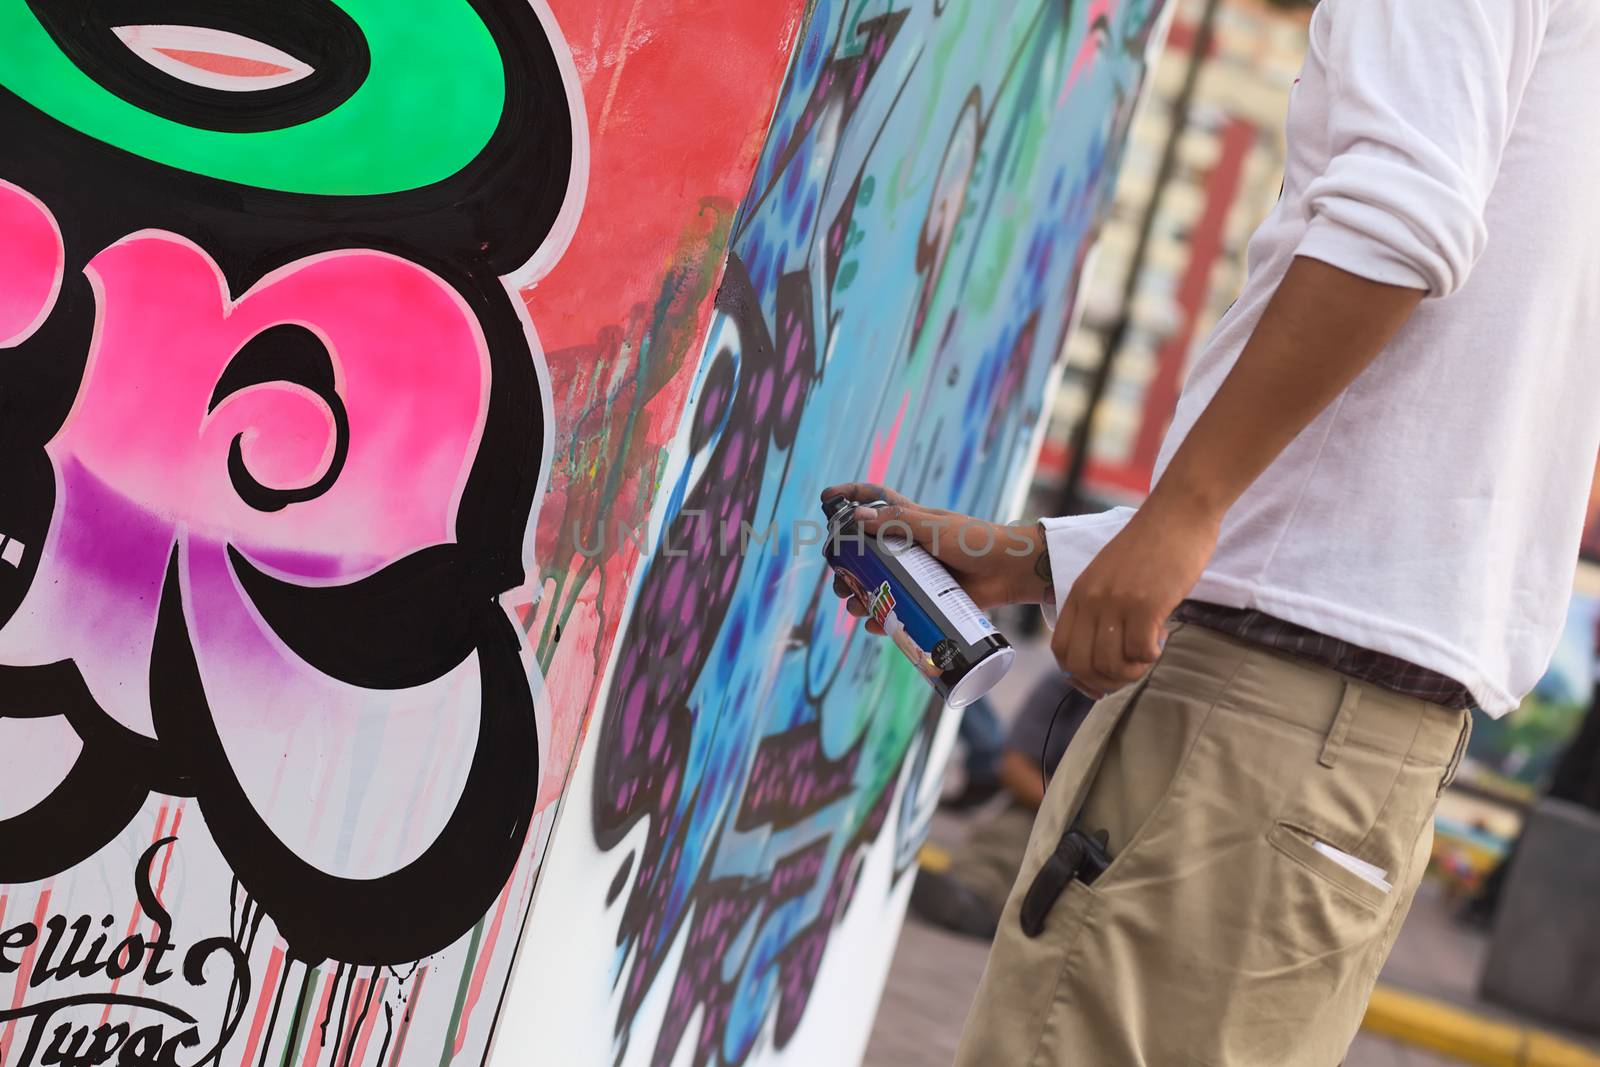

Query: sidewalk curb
1363;986;1600;1067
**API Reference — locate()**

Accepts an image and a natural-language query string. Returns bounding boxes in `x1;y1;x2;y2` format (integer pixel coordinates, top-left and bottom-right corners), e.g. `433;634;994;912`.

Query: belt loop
1439;708;1474;796
1320;682;1361;769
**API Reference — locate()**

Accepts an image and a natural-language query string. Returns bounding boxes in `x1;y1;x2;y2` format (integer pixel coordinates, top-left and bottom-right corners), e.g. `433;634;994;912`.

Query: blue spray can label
821;496;1014;708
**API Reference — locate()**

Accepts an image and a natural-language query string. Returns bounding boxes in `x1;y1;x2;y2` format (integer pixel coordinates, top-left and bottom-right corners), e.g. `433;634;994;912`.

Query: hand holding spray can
821;495;1014;708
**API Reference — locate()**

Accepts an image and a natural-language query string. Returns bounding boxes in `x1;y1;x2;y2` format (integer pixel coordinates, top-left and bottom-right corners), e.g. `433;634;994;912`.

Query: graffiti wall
0;2;799;1065
3;0;1166;1063
506;1;1171;1065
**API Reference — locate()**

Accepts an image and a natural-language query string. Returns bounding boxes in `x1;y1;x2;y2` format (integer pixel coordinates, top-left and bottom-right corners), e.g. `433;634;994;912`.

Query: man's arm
998;750;1047;811
1057;257;1423;696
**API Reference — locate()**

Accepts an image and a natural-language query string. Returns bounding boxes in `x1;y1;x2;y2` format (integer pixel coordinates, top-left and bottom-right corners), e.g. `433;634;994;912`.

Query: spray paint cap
820;494;856;525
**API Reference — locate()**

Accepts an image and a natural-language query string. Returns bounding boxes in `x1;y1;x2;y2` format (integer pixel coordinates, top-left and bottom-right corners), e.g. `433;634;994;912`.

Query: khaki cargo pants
956;623;1471;1066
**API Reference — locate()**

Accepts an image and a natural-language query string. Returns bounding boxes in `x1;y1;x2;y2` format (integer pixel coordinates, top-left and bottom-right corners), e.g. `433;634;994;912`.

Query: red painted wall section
521;1;807;807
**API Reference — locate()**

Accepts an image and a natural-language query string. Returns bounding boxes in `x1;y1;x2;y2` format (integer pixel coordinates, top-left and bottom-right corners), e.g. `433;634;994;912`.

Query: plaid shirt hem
1173;601;1477;711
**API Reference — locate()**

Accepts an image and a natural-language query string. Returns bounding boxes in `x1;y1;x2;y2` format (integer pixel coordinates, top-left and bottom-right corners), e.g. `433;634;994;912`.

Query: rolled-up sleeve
1037;508;1136;629
1296;0;1549;297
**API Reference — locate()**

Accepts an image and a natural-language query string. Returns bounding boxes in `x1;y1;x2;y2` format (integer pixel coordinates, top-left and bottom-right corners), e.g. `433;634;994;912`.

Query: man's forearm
1148;256;1425;523
998;750;1046;810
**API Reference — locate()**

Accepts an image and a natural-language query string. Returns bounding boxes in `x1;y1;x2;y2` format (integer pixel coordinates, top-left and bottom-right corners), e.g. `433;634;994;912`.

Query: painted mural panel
519;2;809;811
507;1;1172;1064
0;3;797;1065
1461;578;1600;800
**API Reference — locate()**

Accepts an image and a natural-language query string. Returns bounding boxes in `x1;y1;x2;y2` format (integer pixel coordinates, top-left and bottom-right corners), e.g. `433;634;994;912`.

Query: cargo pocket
964;675;1161;1065
1021;656;1252;1066
1013;673;1156;941
1073;671;1220;892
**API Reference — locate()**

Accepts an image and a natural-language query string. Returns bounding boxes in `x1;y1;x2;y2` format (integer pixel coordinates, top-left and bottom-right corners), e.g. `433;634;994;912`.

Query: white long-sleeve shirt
1044;0;1600;716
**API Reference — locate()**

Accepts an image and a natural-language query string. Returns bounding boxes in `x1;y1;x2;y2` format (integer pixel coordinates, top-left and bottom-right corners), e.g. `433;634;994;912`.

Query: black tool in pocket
1019;825;1111;938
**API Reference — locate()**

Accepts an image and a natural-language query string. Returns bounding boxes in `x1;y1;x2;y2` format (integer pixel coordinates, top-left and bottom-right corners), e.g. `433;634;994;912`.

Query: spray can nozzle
821;494;855;525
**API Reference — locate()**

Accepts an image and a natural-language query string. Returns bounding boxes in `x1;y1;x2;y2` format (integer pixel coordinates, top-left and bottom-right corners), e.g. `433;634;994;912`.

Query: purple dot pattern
592;254;819;1067
773;785;892;1045
654;838;829;1067
734;722;861;834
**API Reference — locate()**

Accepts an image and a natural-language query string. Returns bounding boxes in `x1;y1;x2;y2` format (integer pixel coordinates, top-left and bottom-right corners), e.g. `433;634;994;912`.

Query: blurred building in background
1035;0;1311;507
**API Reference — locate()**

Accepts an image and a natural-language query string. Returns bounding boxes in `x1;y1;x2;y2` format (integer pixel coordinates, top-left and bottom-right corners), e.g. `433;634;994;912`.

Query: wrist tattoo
1033;522;1054;604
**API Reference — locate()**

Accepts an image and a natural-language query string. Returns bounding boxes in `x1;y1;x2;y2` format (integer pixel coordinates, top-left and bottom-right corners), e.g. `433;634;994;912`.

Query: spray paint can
821;495;1014;708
